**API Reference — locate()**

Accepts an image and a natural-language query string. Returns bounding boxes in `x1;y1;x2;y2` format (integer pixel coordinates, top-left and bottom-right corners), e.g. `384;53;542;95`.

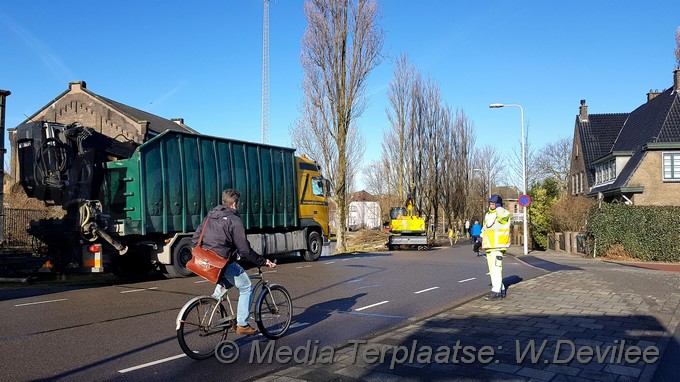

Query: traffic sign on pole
518;194;531;207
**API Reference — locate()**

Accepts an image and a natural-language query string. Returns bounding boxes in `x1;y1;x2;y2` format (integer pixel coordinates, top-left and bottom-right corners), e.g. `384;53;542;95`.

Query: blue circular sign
518;194;531;207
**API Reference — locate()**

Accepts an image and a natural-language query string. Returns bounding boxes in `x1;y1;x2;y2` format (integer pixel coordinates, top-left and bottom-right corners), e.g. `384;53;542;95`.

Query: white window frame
595;160;616;185
663;152;680;181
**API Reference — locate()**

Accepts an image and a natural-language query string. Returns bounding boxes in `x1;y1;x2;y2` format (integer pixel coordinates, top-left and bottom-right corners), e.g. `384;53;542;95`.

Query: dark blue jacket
191;205;267;266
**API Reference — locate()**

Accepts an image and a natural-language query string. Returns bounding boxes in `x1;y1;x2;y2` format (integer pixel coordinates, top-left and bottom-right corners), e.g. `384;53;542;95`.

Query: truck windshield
312;177;325;197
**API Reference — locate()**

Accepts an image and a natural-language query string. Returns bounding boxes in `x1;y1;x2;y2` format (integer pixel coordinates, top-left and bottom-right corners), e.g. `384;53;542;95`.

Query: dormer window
663;152;680;181
595;160;616;185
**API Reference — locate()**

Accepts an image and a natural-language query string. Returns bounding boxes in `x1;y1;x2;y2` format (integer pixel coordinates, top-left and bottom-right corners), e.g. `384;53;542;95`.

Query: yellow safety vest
481;207;511;250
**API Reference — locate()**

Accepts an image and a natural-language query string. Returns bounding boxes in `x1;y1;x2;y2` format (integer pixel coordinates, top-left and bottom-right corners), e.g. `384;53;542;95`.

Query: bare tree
534;137;572;196
290;115;365;195
502;121;538;193
384;54;414;201
298;0;384;253
468;145;502;220
382;54;477;240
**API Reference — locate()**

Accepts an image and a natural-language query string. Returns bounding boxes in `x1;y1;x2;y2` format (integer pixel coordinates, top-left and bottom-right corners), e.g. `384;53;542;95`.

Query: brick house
569;69;680;205
8;81;197;184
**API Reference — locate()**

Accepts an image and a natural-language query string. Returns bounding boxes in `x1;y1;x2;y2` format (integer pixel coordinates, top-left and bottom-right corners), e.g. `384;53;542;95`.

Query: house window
595;160;616;185
579;173;584;193
663;153;680;181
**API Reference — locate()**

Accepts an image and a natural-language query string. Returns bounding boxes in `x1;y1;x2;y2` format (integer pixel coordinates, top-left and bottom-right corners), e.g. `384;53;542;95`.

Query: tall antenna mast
261;0;270;144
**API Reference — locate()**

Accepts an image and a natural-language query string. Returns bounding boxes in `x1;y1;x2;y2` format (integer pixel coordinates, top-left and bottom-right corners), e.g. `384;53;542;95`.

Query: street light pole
489;103;528;256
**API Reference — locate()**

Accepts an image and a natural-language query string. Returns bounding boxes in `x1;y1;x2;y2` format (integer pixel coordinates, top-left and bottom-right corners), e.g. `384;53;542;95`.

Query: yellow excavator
387;195;429;250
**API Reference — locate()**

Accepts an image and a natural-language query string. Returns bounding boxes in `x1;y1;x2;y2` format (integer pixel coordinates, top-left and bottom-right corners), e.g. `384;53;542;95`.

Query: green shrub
587;203;680;261
528;188;550;250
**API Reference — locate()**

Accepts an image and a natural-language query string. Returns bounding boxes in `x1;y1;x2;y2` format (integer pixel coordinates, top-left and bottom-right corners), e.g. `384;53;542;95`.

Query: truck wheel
161;237;194;278
302;231;322;262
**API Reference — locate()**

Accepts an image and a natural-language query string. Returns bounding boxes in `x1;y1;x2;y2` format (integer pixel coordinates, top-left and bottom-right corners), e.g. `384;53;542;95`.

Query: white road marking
194;279;209;284
120;287;158;294
415;286;440;294
325;261;335;264
341;259;350;261
355;301;389;311
458;278;476;283
15;298;67;307
118;354;186;373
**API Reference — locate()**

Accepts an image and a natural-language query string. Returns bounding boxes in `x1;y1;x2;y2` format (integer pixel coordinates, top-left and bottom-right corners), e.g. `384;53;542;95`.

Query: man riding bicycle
191;189;276;335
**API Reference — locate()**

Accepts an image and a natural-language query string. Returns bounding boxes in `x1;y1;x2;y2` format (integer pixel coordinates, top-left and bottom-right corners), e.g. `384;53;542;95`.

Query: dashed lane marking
458;278;476;283
415;286;440;294
118;354;186;373
15;298;68;307
120;287;159;294
355;301;389;311
346;311;405;319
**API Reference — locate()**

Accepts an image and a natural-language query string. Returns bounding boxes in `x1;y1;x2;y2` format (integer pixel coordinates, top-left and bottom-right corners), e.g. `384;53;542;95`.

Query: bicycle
175;264;293;360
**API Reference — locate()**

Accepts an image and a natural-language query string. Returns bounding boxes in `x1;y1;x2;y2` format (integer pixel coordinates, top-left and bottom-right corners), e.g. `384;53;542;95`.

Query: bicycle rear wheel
255;285;292;339
177;297;228;360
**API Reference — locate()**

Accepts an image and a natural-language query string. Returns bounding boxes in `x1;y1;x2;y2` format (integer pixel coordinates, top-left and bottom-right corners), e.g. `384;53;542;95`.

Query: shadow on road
518;256;582;272
287;293;367;336
297;312;674;381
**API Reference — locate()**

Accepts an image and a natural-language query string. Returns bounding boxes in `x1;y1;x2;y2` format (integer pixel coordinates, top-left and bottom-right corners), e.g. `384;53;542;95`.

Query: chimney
647;89;661;102
579;99;588;122
0;89;10;244
171;118;185;125
68;81;87;92
675;69;680;93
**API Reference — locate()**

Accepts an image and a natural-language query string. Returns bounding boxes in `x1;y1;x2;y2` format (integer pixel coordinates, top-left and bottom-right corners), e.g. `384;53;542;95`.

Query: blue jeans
220;262;252;327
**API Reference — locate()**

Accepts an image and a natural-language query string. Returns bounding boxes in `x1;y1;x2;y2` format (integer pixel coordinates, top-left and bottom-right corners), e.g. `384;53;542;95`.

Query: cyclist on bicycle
191;189;276;336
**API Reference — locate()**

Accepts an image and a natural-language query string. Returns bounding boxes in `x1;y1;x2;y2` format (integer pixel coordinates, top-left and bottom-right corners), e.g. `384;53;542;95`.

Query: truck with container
15;121;330;278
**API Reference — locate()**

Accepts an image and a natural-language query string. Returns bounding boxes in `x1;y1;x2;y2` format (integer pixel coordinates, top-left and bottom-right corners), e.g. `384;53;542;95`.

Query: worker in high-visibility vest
480;194;511;301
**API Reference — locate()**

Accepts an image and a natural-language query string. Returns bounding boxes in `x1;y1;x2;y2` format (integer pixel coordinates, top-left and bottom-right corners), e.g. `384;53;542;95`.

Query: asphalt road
0;243;546;382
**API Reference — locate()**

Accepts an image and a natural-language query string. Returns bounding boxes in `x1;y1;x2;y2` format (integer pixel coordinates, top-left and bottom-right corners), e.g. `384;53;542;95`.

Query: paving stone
257;249;680;382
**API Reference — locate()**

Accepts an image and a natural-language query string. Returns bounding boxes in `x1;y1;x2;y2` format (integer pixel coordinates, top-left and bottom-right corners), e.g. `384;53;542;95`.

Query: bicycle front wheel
176;297;228;360
255;285;292;339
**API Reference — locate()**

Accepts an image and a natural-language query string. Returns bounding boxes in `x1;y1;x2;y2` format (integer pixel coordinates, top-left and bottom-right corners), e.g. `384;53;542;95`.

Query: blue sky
2;1;679;188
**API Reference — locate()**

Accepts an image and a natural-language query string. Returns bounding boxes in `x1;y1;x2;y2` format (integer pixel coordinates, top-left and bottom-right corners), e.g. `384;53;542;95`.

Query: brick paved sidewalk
254;251;680;382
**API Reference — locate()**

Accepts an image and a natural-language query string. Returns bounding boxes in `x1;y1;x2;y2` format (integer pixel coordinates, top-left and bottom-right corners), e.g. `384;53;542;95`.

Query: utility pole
0;90;10;244
261;0;270;144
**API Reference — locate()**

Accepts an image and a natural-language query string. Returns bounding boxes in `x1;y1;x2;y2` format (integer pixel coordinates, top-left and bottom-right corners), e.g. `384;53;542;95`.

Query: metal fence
1;208;48;248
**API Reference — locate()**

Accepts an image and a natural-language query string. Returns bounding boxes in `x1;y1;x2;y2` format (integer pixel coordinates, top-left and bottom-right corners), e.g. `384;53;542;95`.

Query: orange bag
186;224;228;284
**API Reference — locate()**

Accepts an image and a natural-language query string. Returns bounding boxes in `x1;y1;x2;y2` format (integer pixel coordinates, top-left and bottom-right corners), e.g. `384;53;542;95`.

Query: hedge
587;203;680;261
